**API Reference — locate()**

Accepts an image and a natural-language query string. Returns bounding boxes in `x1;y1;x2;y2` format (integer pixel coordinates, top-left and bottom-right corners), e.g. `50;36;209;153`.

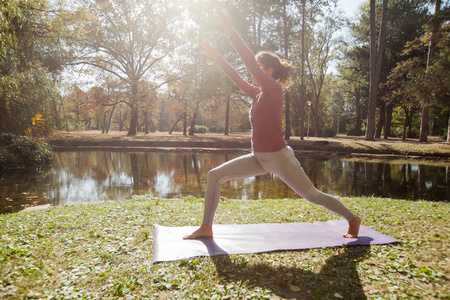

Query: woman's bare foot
343;215;361;238
183;224;213;239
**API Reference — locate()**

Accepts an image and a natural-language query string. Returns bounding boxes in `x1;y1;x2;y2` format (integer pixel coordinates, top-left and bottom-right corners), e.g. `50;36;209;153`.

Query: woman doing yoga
184;9;361;240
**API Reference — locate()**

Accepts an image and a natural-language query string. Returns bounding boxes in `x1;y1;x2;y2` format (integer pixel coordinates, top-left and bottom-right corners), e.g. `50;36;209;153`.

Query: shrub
194;125;208;134
0;133;54;170
208;125;225;133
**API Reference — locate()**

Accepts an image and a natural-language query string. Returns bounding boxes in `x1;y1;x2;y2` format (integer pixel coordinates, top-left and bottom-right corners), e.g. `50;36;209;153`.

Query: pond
1;150;449;213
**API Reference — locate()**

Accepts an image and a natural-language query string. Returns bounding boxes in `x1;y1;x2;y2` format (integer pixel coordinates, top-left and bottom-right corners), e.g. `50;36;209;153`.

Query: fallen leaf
290;285;300;292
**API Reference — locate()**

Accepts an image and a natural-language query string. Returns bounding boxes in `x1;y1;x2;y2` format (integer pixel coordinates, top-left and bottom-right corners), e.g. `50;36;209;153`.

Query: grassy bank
1;197;448;299
48;131;450;159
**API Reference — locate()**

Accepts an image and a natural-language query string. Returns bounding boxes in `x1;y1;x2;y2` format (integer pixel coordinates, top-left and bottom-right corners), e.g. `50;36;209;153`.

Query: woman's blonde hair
255;51;293;88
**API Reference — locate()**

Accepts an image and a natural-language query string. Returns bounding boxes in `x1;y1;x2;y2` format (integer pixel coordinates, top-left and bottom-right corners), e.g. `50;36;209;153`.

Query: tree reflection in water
0;150;449;213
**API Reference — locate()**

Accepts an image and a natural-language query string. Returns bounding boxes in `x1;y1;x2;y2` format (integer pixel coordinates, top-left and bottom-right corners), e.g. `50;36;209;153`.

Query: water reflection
1;151;449;213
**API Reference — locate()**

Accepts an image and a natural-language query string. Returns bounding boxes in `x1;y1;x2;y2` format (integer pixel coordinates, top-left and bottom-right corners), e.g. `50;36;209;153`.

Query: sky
338;0;367;19
329;0;367;74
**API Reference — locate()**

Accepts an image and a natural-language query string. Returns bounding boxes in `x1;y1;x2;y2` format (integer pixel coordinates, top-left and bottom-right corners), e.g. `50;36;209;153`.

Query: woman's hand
216;8;235;34
200;41;220;59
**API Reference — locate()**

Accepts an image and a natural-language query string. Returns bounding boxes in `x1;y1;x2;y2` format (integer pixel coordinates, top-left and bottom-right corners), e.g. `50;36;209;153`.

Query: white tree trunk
447;116;450;142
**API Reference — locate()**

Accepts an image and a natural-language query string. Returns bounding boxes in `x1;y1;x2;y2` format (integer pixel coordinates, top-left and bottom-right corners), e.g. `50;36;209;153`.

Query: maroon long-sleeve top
214;31;286;152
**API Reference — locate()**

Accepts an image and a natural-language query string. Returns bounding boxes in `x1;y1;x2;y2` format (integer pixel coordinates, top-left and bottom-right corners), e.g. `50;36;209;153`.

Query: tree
90;78;125;134
297;1;344;137
64;86;92;130
366;0;388;141
336;51;368;136
280;0;296;140
1;0;67;136
387;56;423;139
70;0;182;136
298;0;306;140
388;20;450;140
379;0;429;139
167;81;191;135
344;0;430;139
419;0;442;141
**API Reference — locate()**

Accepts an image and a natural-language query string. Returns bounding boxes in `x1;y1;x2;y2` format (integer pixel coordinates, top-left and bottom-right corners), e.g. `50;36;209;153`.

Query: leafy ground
48;131;450;159
0;197;448;299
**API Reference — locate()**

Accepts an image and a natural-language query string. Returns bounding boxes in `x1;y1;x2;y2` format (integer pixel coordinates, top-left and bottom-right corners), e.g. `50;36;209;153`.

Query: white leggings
202;146;354;225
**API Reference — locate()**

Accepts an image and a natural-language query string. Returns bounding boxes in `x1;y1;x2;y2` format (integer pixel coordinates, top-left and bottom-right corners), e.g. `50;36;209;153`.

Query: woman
184;9;361;240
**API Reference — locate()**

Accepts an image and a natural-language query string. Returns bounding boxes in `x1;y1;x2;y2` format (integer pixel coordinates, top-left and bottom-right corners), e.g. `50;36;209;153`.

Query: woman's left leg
202;153;267;226
184;153;267;239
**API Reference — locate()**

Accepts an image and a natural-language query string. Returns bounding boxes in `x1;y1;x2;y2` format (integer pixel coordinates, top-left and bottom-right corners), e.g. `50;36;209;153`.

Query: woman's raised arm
200;41;220;60
216;8;236;35
215;9;279;94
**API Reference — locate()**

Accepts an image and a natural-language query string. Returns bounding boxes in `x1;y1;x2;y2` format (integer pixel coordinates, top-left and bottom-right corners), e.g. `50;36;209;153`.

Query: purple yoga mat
152;220;398;263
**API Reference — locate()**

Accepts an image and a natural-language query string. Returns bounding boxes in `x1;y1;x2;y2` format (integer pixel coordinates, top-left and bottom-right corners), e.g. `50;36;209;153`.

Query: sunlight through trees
1;0;449;139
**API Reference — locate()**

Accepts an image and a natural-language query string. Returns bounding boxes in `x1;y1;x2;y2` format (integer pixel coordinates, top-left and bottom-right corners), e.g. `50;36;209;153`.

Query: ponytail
255;51;293;88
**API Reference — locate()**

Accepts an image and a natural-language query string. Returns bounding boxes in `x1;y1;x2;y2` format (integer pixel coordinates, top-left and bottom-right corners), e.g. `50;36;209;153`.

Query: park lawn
0;197;448;299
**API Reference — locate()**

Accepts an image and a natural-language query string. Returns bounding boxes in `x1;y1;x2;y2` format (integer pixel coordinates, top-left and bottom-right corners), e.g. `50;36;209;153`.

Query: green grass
0;197;448;299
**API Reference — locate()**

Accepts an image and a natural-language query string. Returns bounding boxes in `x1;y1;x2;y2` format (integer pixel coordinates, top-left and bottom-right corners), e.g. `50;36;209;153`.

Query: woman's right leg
184;153;266;239
256;147;360;237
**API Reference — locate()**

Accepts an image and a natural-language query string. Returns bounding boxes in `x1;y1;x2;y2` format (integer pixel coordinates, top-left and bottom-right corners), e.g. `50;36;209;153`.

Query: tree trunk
354;87;362;136
127;84;139;136
102;110;107;134
299;86;305;140
407;108;414;138
366;0;377;141
375;101;385;138
299;0;306;141
419;102;430;141
189;101;200;136
384;103;393;139
366;0;387;141
118;106;125;132
106;104;116;134
283;0;291;140
402;106;409;140
183;99;187;136
447;116;450;142
420;0;441;142
182;112;187;136
224;90;231;136
144;108;149;134
169;114;184;134
127;107;138;136
313;101;318;137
